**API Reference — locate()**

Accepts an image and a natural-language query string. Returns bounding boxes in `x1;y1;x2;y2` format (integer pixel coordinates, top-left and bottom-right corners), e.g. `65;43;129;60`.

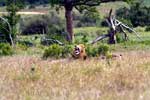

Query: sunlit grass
0;51;150;100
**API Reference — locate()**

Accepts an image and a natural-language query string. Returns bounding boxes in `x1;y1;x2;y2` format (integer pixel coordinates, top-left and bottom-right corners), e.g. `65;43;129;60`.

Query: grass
1;27;150;100
0;51;150;100
13;27;150;56
74;27;108;35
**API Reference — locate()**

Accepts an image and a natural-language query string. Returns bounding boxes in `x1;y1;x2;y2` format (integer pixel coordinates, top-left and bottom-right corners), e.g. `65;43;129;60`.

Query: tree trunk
108;30;116;44
65;5;74;42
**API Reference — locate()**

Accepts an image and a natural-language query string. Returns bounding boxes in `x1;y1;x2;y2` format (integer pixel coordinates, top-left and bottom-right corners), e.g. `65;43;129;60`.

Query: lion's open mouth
75;47;80;55
75;51;80;55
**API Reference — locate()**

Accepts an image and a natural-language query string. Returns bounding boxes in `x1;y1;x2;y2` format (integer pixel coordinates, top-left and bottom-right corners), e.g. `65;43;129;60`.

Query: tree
91;9;140;44
50;0;131;42
0;0;24;45
116;1;150;27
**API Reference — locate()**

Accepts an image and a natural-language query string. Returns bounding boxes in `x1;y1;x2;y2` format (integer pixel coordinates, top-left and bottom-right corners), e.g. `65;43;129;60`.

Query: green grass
14;27;150;56
74;27;150;51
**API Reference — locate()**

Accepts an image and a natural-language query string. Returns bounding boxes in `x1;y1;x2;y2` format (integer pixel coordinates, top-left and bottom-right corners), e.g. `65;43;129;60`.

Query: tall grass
0;51;150;100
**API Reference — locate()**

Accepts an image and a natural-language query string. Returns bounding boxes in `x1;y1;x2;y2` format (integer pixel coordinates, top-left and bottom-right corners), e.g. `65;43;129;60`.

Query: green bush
145;26;150;32
43;43;110;59
86;44;110;57
86;45;98;57
0;43;13;56
43;44;62;59
97;44;109;55
16;43;28;51
20;14;65;35
43;44;73;59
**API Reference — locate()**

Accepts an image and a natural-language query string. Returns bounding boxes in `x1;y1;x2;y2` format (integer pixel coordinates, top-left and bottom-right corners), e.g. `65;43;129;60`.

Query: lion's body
72;44;87;60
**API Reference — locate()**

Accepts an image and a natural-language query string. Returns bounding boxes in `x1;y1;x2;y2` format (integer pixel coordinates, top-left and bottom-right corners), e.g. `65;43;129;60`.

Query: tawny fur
72;44;87;60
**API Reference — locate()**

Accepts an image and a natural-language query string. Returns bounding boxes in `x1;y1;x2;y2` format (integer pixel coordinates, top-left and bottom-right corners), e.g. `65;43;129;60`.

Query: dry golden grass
0;51;150;100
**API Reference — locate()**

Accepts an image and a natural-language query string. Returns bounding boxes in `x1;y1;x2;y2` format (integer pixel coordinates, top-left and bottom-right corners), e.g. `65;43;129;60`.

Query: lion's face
72;44;87;60
74;45;81;55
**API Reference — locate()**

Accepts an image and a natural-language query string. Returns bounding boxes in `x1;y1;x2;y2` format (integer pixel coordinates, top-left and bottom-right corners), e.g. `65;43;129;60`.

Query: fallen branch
91;34;109;44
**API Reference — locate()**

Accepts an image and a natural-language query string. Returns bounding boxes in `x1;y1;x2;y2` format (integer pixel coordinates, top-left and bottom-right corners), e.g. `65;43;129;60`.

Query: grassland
0;51;150;100
0;29;150;100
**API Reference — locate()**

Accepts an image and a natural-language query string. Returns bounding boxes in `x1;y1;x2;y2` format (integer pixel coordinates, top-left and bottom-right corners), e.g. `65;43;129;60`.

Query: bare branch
91;34;109;44
120;25;129;40
119;21;141;40
0;16;14;46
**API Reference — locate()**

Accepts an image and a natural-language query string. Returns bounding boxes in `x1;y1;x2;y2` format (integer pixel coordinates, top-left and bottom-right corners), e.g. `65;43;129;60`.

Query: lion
72;44;87;60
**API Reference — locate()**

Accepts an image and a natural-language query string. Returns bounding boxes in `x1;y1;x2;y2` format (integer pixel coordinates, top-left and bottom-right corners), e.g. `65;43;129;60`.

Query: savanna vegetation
0;0;150;100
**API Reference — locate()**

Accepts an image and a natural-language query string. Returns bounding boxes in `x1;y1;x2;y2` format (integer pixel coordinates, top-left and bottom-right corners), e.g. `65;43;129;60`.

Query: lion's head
72;44;87;60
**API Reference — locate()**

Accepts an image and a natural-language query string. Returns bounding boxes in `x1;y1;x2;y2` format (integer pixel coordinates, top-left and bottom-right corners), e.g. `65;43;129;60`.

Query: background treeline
0;0;49;6
116;2;150;27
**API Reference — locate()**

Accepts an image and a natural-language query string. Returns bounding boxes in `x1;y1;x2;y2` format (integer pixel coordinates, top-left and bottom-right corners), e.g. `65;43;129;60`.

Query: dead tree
91;9;141;44
0;16;14;46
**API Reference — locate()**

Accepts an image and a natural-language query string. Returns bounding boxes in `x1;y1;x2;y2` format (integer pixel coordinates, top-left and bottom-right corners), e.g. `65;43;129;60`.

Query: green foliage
6;0;24;29
21;16;48;35
86;44;110;57
116;1;150;27
21;14;65;38
116;33;125;43
43;44;62;58
0;21;11;43
0;43;13;56
74;11;101;27
43;44;73;59
74;34;89;44
145;26;150;32
16;42;30;51
0;0;24;44
61;45;73;57
97;44;109;55
86;45;98;57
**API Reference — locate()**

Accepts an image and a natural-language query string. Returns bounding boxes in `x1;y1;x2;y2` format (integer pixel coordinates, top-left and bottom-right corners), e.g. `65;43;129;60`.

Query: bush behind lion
0;43;13;56
43;44;73;59
43;43;110;59
86;44;110;57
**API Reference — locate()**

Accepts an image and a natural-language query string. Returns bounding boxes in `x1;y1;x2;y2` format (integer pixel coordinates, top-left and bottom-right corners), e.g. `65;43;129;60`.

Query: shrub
86;45;98;57
97;44;109;55
43;44;110;59
62;45;73;57
17;40;34;47
43;44;63;59
16;43;28;51
43;44;73;59
0;43;13;56
20;14;65;35
86;44;110;57
145;26;150;32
